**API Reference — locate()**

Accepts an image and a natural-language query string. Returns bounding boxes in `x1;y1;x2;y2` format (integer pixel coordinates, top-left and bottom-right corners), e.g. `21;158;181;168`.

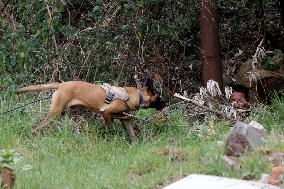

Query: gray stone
222;155;237;167
226;121;265;156
249;121;266;135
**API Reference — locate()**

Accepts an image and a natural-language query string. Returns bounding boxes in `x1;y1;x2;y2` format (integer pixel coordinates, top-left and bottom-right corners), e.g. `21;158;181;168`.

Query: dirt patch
159;147;187;162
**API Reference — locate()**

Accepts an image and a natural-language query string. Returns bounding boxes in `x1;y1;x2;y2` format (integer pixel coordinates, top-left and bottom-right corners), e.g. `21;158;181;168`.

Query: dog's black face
149;95;166;110
142;77;166;110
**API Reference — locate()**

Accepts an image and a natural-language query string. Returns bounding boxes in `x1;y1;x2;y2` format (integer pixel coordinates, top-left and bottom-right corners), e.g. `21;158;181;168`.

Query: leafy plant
0;149;17;170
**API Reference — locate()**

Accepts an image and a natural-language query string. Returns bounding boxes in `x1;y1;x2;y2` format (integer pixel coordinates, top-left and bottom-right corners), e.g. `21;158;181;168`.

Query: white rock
258;173;270;184
217;141;224;146
163;174;279;189
249;121;266;134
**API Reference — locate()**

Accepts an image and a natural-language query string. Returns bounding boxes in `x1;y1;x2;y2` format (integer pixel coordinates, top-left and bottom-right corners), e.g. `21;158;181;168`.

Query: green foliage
249;92;284;132
0;149;17;170
239;154;269;180
270;92;284;131
1;0;200;83
271;92;284;122
0;0;281;91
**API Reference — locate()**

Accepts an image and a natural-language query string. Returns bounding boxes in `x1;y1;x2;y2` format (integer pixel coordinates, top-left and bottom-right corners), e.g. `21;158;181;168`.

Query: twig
44;0;59;55
122;112;134;117
76;46;95;79
0;0;11;13
173;93;223;116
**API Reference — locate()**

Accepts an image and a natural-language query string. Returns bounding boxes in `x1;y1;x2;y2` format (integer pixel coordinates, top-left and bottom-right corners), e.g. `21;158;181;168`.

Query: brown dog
16;77;165;137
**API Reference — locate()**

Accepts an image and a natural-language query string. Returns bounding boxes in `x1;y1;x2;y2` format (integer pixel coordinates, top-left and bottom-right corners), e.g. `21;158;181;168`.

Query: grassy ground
1;83;284;189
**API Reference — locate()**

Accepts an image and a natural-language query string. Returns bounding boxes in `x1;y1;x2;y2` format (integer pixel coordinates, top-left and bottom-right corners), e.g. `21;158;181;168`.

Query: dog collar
138;90;144;108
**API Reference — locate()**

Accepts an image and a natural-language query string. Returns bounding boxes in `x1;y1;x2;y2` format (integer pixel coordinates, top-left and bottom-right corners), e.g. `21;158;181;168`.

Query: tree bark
199;0;223;90
280;0;284;28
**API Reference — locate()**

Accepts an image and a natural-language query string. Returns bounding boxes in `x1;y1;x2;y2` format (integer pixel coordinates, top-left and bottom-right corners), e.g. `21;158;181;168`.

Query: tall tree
199;0;223;89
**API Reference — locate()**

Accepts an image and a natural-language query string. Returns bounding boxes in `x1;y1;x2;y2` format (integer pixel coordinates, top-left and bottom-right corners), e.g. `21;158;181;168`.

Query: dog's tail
16;83;60;94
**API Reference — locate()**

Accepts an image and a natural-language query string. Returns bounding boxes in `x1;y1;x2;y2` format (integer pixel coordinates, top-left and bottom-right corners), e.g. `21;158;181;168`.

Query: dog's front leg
32;114;54;135
101;112;114;125
120;119;136;139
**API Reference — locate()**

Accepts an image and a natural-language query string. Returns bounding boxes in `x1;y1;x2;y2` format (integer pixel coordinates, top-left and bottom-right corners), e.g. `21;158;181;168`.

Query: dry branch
173;93;223;116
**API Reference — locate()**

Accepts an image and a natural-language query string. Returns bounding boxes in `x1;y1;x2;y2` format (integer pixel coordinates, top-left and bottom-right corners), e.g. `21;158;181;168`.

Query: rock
249;121;266;134
222;155;237;167
0;167;15;189
235;59;284;102
163;174;279;189
217;141;224;146
225;121;265;157
226;133;249;157
268;166;284;186
258;173;270;184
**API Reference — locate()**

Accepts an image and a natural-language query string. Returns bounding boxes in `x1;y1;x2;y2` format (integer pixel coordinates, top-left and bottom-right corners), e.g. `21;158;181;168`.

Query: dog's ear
142;77;155;94
142;77;153;87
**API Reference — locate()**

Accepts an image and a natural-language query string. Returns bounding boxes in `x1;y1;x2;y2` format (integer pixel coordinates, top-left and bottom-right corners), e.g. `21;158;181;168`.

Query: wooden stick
173;93;223;116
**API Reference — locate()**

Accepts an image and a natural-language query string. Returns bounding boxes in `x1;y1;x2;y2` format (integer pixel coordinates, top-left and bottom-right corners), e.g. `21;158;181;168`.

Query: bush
0;0;281;92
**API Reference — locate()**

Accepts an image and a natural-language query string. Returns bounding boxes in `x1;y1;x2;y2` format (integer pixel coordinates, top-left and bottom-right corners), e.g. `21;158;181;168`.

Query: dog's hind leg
32;91;66;135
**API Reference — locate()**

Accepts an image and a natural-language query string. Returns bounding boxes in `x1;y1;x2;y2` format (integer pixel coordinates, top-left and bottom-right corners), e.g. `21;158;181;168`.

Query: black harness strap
134;76;145;108
134;74;145;108
138;90;144;108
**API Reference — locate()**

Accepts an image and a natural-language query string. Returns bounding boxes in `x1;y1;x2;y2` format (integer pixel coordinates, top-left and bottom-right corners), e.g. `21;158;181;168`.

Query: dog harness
137;90;144;108
101;83;129;102
100;83;144;112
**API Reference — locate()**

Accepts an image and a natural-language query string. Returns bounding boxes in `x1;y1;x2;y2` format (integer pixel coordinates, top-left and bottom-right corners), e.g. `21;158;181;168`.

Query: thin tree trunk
199;0;223;90
280;0;284;28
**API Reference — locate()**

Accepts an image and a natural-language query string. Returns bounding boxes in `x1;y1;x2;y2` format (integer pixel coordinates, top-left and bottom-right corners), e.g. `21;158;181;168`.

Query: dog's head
140;77;166;110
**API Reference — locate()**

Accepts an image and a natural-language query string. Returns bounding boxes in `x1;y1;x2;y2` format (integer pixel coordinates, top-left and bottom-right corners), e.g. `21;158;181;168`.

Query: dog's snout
149;95;166;110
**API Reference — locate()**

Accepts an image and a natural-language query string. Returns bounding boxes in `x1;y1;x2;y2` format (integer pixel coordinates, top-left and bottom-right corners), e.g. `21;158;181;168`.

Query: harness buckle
105;91;115;104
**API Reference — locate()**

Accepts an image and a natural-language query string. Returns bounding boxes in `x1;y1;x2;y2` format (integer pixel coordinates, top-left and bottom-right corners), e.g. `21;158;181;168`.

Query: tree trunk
199;0;223;90
280;0;284;28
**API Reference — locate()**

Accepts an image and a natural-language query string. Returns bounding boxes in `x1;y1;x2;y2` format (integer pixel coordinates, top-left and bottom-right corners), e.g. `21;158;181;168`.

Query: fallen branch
173;93;223;116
